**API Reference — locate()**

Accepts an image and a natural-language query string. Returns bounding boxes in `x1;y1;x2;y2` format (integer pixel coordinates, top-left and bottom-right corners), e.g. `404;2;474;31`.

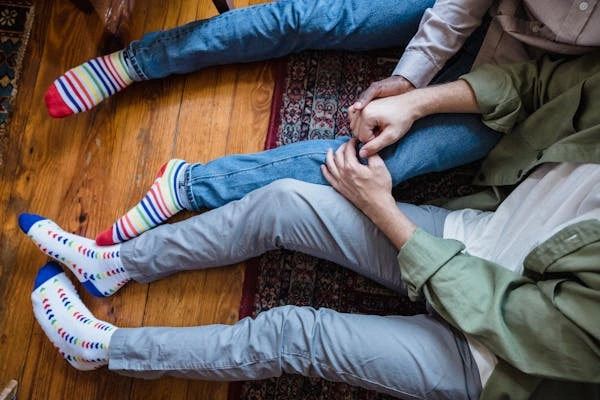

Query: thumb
358;126;397;157
358;136;386;158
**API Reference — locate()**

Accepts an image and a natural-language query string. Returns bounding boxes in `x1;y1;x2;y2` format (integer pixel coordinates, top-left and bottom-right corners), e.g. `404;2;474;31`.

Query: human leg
31;263;481;399
128;0;433;79
94;109;498;245
31;262;480;398
121;179;450;293
46;0;433;117
21;180;449;296
32;259;480;398
183;114;501;213
110;306;481;399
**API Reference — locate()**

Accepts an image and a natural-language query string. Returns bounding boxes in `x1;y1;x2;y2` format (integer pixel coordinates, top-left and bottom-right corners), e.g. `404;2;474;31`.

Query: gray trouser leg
109;306;481;399
121;179;449;293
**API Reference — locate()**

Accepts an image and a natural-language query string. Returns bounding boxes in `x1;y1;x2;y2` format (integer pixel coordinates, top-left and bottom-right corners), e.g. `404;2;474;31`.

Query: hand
321;138;396;216
349;92;422;157
321;138;417;248
352;75;415;110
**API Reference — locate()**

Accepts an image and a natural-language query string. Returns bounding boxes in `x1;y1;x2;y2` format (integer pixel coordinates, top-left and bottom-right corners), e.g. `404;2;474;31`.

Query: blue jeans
116;180;480;399
126;0;499;210
126;0;434;79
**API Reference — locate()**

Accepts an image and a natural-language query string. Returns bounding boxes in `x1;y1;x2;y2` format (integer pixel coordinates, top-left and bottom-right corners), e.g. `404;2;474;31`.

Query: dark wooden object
68;0;234;53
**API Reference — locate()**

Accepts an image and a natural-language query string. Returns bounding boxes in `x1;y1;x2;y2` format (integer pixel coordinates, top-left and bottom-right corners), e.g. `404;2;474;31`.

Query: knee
243;179;310;227
262;179;311;210
275;0;340;34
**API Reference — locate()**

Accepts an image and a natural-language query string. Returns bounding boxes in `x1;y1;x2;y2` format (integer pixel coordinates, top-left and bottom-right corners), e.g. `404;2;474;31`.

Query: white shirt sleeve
393;0;495;87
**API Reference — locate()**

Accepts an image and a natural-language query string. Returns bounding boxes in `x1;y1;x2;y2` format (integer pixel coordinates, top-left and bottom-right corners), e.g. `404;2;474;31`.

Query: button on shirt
393;0;600;88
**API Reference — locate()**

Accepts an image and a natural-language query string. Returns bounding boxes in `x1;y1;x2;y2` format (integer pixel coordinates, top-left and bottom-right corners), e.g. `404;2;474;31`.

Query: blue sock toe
82;280;105;298
19;213;46;233
33;262;64;290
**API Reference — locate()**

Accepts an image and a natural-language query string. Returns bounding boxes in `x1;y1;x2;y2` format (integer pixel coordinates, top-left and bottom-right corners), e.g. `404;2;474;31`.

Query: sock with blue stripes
96;159;189;245
19;213;130;297
32;262;116;370
44;50;138;118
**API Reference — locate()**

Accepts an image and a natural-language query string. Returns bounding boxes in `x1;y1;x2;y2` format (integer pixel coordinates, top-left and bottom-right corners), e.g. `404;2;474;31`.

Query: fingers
353;82;382;110
350;109;379;143
352;76;415;110
358;135;388;158
323;139;360;180
366;152;385;168
342;137;361;167
325;147;340;180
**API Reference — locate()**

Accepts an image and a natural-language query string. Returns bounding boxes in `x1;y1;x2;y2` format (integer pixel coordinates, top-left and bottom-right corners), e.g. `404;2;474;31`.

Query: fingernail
359;149;366;157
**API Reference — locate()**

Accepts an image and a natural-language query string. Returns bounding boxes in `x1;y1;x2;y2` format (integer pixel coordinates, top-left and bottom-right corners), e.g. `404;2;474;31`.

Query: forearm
361;194;416;250
397;226;600;382
407;79;480;120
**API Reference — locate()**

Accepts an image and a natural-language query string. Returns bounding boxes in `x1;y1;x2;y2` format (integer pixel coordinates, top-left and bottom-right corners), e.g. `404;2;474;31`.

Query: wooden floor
0;0;273;398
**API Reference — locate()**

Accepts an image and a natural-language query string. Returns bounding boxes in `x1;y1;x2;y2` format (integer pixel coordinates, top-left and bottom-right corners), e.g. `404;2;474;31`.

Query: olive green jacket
397;53;600;399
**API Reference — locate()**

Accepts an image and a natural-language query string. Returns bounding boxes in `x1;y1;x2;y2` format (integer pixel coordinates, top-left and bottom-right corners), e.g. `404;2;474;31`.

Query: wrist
404;87;436;120
363;195;416;249
362;194;397;223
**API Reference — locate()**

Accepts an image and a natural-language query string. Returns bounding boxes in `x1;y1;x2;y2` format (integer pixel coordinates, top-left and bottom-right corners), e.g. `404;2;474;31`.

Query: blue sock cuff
19;213;46;233
33;262;63;290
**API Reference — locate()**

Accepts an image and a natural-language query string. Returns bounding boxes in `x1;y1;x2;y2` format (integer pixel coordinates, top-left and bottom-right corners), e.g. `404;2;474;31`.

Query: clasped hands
321;78;420;246
322;76;419;214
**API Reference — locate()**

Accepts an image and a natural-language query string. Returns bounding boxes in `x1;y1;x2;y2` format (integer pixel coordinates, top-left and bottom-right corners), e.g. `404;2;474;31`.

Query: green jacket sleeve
460;53;600;133
397;224;600;383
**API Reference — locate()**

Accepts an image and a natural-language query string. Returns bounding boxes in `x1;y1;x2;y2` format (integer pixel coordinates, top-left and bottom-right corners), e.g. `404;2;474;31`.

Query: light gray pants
111;180;481;399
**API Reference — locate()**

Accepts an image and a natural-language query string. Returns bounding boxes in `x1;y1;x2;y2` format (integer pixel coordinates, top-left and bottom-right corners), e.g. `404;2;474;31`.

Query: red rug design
230;49;480;400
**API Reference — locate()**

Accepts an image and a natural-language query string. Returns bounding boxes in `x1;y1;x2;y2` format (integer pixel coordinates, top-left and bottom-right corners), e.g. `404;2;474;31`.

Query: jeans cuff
183;163;201;210
123;43;147;81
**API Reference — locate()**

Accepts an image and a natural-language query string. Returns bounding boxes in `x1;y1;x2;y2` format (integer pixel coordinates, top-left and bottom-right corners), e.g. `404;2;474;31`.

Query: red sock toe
44;84;75;118
95;229;115;246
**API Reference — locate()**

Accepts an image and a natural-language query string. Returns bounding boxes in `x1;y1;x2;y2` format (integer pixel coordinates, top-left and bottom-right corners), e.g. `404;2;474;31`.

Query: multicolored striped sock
19;213;129;297
44;50;137;118
95;159;189;246
32;262;116;371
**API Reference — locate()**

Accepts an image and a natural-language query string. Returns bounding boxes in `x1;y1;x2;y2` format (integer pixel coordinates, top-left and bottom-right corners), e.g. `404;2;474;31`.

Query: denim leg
185;138;348;209
122;180;448;292
109;306;482;399
184;113;501;210
381;113;502;186
126;0;434;79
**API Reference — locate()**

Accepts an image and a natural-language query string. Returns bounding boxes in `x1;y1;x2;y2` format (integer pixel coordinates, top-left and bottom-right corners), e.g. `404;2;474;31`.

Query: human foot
44;50;137;118
19;213;129;297
31;262;117;370
95;159;189;245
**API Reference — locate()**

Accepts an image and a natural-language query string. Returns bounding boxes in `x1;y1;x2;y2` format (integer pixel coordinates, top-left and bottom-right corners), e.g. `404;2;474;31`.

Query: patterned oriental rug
230;50;480;400
0;0;33;166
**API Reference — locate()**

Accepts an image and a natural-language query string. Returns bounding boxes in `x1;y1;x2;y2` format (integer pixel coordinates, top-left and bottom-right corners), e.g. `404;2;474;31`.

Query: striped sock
44;50;137;118
32;262;116;371
96;159;189;246
19;213;129;297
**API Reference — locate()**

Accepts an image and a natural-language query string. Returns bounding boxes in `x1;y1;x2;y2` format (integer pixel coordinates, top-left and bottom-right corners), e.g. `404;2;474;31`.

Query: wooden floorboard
0;0;273;398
